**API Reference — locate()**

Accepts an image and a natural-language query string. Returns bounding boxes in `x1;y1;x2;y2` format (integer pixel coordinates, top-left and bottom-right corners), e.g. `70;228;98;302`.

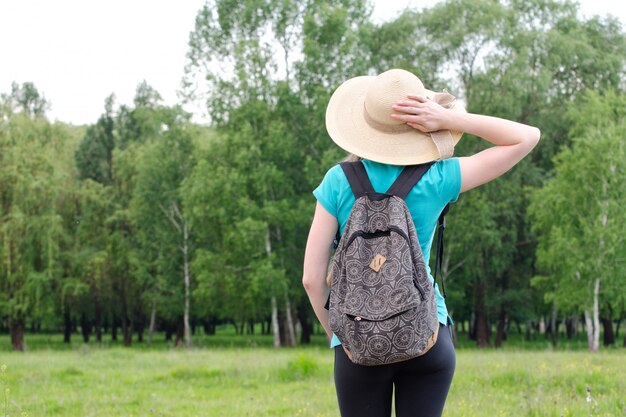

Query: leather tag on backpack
369;254;386;272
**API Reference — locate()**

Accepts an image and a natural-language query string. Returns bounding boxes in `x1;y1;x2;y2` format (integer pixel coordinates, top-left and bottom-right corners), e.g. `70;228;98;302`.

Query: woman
302;69;540;417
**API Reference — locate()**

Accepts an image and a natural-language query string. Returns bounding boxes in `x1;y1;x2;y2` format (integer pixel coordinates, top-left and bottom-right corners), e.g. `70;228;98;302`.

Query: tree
409;0;626;347
529;90;626;351
0;81;50;118
184;0;373;345
131;110;197;347
0;112;66;350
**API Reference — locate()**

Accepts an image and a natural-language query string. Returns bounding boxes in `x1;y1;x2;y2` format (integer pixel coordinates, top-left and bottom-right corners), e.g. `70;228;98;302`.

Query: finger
391;105;424;115
391;113;420;122
407;95;428;103
394;100;425;107
407;122;428;132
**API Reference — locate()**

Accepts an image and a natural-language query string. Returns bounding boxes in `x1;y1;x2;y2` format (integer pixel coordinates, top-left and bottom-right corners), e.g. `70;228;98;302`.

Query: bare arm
302;202;338;340
392;95;541;192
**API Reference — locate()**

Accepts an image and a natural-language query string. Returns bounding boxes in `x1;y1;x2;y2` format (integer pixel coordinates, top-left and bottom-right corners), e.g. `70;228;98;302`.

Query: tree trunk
202;316;216;335
266;316;272;335
265;230;281;348
495;272;508;348
601;317;615;346
183;220;192;349
469;312;476;340
297;305;313;344
592;278;600;351
584;310;595;351
584;279;601;352
111;313;118;341
63;303;72;343
524;320;532;341
135;312;145;343
175;318;185;347
494;308;507;348
165;321;174;342
271;296;281;348
539;316;546;335
81;313;91;343
550;302;558;347
474;282;489;348
566;316;577;339
284;290;296;347
94;298;102;344
119;285;132;347
10;317;25;351
147;296;157;345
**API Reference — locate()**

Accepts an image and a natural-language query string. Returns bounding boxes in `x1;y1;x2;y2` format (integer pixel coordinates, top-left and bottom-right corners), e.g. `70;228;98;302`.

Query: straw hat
325;69;465;165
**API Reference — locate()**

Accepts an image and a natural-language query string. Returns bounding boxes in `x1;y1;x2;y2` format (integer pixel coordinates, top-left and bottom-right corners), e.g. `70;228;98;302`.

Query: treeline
1;0;625;352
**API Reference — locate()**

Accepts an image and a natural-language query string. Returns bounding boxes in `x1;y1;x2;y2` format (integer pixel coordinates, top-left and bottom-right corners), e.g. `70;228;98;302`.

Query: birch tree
131;109;197;347
529;90;626;352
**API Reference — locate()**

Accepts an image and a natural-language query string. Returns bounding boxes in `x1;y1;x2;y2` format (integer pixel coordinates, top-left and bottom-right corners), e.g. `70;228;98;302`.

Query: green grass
0;333;624;416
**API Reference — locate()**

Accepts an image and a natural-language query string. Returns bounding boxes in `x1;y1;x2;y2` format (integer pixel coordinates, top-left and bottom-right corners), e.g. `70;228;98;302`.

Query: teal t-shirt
313;158;461;348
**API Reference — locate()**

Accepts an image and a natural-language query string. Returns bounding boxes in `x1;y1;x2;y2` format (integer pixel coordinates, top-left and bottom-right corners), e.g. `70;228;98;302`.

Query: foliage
1;0;626;350
529;90;626;317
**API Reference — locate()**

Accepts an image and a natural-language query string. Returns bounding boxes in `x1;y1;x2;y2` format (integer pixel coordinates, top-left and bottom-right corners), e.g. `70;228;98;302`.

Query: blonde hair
341;153;362;163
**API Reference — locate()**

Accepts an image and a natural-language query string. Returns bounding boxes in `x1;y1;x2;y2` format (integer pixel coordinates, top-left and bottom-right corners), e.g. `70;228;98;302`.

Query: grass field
1;332;624;417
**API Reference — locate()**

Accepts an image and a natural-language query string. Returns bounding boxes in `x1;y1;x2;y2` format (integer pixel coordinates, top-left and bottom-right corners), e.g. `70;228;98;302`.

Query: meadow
1;331;624;417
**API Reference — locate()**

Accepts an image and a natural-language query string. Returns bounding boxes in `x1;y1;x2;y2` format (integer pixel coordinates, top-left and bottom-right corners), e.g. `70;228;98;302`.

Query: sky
1;0;624;126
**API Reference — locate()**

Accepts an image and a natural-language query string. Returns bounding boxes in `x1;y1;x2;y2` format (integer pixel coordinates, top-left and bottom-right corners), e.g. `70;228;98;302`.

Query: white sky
1;0;624;125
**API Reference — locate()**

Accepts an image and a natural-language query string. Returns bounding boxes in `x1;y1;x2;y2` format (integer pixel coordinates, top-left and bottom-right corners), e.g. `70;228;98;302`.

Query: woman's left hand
391;95;452;133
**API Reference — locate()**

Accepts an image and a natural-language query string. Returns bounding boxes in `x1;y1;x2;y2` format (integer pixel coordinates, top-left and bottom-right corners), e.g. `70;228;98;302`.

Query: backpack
328;161;445;366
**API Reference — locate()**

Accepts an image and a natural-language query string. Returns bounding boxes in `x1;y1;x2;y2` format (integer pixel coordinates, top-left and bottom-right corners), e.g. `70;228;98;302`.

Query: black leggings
334;324;456;417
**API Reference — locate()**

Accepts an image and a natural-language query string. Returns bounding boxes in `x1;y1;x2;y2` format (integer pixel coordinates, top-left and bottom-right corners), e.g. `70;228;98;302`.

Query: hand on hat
391;95;452;133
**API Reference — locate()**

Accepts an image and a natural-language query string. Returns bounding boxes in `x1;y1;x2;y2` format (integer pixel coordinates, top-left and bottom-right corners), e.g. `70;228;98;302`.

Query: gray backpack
328;161;442;366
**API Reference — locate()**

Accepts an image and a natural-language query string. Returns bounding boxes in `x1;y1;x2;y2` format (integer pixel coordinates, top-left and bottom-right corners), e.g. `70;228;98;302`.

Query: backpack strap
433;203;450;299
340;161;375;199
385;162;435;200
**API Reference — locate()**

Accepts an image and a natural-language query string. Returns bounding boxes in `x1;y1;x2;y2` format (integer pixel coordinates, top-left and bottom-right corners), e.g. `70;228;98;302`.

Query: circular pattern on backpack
369;213;388;231
329;314;339;331
367;198;388;212
390;233;403;249
392;327;415;350
356;318;375;333
365;293;386;315
378;315;400;332
351;204;367;223
350;333;366;354
366;335;391;356
345;288;365;311
357;242;373;261
387;287;408;308
388;200;404;219
401;249;413;270
345;239;360;256
346;260;362;283
363;269;382;286
402;307;418;322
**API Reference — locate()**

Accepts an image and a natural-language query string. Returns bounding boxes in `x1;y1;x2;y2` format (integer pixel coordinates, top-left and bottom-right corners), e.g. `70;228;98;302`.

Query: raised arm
392;95;541;192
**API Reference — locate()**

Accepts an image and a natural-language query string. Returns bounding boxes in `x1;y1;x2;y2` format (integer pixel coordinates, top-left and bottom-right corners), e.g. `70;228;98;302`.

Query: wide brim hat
325;68;465;165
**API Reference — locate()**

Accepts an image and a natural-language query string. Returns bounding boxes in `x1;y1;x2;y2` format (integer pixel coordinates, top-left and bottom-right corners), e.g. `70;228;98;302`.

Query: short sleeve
435;157;462;203
312;164;343;218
